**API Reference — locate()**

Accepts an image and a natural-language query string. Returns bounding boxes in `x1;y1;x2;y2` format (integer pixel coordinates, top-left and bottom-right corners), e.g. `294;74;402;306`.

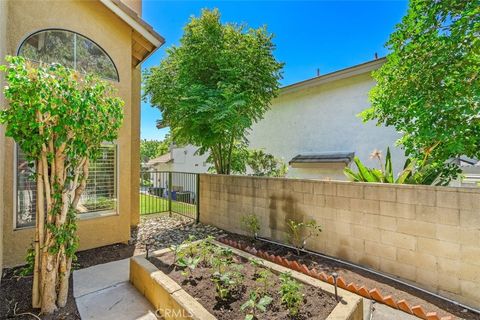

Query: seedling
198;236;216;266
241;214;261;239
176;256;201;278
211;265;244;300
286;219;321;255
169;244;182;267
255;269;274;294
279;272;303;316
249;257;264;276
241;291;273;320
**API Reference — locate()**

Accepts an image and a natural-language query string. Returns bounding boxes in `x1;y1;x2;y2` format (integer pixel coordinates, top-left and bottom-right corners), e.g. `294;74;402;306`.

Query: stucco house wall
248;60;406;180
0;0;154;267
0;0;8;276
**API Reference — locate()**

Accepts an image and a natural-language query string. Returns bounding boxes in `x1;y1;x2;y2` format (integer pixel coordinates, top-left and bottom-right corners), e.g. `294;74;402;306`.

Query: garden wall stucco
199;174;480;309
1;0;140;267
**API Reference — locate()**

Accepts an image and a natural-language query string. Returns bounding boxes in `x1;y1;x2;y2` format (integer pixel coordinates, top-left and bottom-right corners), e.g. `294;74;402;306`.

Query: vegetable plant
286;219;321;255
255;269;274;294
198;236;216;266
249;258;264;276
241;291;273;320
241;214;261;239
279;272;303;316
176;256;201;278
211;264;244;300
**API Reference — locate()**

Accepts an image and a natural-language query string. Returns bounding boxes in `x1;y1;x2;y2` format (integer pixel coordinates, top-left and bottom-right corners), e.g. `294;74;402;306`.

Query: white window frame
13;143;120;230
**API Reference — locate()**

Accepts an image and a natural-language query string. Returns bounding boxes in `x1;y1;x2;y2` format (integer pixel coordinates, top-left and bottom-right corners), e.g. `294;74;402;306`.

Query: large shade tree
144;9;283;174
0;56;123;314
361;0;480;182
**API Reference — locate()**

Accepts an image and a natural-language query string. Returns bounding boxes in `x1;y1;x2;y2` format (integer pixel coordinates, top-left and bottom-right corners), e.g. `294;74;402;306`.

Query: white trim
99;0;162;48
280;58;385;96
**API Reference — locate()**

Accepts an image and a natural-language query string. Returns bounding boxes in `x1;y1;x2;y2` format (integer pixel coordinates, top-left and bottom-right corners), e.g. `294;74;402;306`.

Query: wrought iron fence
140;171;199;221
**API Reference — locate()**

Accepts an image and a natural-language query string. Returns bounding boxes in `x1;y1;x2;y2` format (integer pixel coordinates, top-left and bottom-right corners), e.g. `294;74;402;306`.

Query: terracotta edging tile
219;238;454;320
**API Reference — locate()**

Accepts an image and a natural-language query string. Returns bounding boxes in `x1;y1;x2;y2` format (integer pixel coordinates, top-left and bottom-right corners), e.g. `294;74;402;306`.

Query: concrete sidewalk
73;259;157;320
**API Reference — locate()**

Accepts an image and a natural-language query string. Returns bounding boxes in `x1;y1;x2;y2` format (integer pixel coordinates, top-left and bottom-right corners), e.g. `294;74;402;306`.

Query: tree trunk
57;248;71;308
41;249;58;314
32;159;44;308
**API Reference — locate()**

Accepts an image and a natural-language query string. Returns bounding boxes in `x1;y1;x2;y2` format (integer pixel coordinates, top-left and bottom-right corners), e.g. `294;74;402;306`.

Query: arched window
18;29;119;81
14;29;119;228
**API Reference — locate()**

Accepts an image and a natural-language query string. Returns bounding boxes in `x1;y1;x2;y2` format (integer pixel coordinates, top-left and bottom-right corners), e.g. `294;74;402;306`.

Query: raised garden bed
218;233;480;320
130;239;363;320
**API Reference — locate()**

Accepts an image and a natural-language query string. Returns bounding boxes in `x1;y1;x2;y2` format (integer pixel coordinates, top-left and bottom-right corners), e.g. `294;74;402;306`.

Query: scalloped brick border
218;238;452;320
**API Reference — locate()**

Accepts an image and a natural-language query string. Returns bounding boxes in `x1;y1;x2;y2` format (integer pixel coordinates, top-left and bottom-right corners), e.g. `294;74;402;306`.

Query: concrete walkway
73;259;157;320
364;299;419;320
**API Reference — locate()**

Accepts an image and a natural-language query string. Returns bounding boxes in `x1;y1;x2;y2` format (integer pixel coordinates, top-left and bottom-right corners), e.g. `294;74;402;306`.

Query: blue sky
140;0;408;141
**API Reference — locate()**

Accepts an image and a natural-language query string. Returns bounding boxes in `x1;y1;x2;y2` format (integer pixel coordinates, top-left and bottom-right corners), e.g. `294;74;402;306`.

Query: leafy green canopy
361;0;479;181
0;56;123;165
144;9;283;174
140;135;172;162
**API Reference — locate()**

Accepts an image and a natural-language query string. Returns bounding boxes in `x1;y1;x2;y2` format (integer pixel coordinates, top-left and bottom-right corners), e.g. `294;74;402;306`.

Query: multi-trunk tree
144;9;283;174
0;56;123;314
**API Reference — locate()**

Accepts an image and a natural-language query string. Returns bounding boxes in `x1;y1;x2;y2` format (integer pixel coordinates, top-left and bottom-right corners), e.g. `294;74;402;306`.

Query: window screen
15;145;117;228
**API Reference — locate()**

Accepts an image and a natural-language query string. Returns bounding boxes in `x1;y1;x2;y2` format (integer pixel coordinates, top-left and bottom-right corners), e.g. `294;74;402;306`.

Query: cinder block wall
199;174;480;309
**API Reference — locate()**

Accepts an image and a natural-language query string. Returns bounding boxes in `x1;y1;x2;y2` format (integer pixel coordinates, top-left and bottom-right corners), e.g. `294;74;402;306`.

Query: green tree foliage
247;149;288;177
144;9;283;174
361;0;479;182
140;135;172;162
0;56;123;313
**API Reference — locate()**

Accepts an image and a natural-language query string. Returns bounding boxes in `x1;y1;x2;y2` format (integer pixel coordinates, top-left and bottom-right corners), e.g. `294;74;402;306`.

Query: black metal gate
140;171;199;221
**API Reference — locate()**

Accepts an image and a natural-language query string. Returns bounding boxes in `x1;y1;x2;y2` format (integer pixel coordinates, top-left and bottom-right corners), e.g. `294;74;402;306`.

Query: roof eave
99;0;165;66
280;58;386;96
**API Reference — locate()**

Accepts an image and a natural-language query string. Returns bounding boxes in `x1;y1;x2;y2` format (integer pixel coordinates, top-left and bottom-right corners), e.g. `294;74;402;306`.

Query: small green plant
198;236;216;266
241;214;261;239
279;272;303;317
16;244;35;277
255;269;274;294
286;219;321;255
169;244;182;267
176;256;201;278
249;258;264;276
211;264;244;300
241;291;273;320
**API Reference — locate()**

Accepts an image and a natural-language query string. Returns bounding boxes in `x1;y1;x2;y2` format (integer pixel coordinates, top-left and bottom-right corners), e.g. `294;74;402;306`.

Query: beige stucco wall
200;174;480;309
2;0;138;267
0;0;9;277
248;72;406;180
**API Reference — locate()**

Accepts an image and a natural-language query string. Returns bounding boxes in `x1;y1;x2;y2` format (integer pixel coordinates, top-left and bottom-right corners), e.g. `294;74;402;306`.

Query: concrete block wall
199;174;480;309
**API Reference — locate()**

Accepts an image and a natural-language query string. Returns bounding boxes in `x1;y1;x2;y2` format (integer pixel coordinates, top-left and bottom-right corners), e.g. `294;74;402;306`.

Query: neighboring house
248;58;407;180
144;145;209;198
0;0;164;270
147;144;209;174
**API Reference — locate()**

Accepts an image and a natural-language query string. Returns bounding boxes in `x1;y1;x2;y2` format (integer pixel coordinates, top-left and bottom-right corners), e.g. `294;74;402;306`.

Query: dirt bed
149;250;339;320
223;234;480;320
0;242;135;320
